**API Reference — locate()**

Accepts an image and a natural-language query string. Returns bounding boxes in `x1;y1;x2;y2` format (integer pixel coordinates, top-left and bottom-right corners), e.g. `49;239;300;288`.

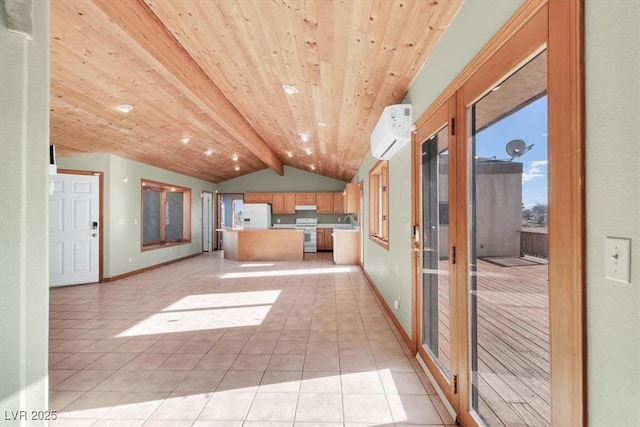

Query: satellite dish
505;139;533;160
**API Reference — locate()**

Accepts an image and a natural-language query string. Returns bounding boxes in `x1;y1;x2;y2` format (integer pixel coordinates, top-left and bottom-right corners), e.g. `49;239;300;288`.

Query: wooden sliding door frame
412;95;460;414
411;0;584;425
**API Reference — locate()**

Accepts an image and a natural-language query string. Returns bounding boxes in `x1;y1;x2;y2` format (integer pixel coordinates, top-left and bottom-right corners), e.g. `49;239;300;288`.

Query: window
141;179;191;249
369;160;389;249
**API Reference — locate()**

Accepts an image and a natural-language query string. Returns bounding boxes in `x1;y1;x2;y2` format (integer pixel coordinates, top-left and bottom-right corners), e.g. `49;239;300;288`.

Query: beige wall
0;0;50;421
58;154;217;278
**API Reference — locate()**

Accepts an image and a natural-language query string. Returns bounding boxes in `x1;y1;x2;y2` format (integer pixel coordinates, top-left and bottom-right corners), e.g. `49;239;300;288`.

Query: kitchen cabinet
272;193;285;213
284;193;296;213
305;193;316;204
332;192;343;214
295;192;316;205
343;183;360;214
316;193;332;214
258;193;272;204
317;228;333;251
333;229;359;264
273;193;295;214
244;193;260;203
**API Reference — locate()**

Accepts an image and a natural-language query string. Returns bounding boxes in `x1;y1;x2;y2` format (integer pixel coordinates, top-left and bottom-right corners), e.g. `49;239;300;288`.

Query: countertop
270;223;358;230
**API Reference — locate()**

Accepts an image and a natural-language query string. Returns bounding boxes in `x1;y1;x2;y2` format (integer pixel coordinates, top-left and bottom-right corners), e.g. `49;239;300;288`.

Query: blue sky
475;95;548;208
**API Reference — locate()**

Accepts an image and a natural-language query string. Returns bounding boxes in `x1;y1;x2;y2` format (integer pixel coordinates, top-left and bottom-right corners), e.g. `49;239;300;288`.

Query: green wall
355;0;524;335
355;0;640;424
57;154;217;278
584;1;640;424
0;0;50;420
217;165;346;193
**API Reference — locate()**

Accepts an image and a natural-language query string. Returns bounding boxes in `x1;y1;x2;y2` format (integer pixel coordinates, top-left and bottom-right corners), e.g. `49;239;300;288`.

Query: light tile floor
49;252;456;426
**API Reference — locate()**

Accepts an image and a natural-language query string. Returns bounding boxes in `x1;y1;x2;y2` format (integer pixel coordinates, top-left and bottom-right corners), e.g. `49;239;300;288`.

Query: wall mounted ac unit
370;104;412;160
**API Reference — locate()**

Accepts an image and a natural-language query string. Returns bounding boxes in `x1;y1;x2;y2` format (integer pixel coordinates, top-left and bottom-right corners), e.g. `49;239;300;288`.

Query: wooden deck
432;258;549;426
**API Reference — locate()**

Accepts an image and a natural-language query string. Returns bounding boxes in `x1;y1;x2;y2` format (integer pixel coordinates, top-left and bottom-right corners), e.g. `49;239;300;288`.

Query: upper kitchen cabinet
272;193;285;214
244;193;260;203
273;193;296;214
316;193;333;214
295;193;316;205
343;183;360;214
332;192;344;214
257;193;272;204
284;193;296;213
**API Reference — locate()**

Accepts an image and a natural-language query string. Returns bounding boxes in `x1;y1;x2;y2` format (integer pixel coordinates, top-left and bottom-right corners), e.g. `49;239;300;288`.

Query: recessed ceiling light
300;133;310;142
234;165;240;171
287;151;294;158
180;137;190;144
116;104;133;113
305;148;313;155
318;122;327;127
204;149;214;156
232;154;239;162
282;84;298;95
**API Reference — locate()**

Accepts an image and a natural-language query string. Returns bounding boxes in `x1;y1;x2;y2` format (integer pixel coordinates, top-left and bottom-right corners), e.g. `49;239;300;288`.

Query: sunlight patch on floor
117;291;281;337
220;266;353;279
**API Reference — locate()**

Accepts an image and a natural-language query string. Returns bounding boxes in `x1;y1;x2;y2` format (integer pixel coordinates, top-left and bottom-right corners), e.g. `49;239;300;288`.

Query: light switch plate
605;237;631;283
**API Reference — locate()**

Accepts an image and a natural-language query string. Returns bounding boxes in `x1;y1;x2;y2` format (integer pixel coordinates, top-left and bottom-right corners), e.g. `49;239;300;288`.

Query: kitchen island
222;228;304;261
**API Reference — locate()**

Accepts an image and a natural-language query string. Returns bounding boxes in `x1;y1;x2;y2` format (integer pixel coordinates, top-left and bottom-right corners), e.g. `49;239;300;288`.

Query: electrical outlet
394;298;400;310
128;257;132;263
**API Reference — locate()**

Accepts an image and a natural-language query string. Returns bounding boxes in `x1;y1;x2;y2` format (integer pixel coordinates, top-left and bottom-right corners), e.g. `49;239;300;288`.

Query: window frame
369;159;390;249
141;179;191;250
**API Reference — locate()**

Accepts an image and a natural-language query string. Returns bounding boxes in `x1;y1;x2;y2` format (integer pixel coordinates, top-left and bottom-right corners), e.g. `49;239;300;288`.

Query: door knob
92;233;97;237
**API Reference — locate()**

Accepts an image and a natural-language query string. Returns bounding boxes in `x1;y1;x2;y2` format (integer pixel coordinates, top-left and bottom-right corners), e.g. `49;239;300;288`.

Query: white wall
0;0;50;421
355;0;524;335
58;154;217;278
585;1;640;425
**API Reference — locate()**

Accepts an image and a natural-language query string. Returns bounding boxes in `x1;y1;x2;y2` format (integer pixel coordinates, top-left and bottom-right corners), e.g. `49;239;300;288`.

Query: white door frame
50;169;103;285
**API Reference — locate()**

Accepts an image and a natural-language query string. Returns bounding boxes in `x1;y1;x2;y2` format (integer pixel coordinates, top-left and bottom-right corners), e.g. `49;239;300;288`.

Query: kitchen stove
295;218;318;253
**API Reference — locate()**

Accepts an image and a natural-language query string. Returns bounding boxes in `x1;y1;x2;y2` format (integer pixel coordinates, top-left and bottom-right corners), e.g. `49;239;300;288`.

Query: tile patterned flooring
49;252;455;426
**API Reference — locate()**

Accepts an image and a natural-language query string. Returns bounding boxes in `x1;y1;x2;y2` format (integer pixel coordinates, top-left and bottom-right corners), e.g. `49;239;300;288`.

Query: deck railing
520;230;548;258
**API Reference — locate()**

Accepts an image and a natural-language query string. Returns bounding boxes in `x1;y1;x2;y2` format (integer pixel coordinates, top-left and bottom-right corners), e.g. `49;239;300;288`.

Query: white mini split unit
370;104;412;160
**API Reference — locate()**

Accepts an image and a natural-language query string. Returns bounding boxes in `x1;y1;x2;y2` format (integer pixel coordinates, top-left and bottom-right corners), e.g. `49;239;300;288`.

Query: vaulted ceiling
50;0;462;183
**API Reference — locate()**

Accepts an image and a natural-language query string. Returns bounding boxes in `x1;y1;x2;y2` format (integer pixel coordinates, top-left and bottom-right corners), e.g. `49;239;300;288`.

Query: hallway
48;252;454;426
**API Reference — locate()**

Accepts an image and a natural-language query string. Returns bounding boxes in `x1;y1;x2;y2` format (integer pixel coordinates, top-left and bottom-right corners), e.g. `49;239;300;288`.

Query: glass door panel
421;125;451;377
467;51;550;426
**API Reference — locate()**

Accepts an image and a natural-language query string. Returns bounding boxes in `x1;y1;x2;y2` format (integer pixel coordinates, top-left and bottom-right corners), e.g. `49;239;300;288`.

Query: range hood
295;205;317;211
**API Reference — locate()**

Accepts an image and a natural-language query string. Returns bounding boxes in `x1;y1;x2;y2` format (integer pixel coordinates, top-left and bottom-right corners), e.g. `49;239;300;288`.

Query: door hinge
453;374;458;394
450;118;456;136
452;246;456;264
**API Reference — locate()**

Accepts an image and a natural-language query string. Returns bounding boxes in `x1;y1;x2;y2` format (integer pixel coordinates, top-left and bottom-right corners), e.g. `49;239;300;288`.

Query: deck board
428;258;550;426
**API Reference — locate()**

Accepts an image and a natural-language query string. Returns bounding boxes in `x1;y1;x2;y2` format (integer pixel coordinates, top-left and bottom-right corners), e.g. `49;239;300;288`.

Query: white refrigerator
242;203;272;229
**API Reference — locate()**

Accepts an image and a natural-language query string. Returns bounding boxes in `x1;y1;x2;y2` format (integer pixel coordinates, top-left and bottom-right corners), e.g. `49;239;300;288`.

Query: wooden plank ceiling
51;0;462;183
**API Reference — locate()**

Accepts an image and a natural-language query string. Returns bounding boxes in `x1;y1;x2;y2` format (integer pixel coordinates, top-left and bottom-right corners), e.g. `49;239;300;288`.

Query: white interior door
202;192;213;252
49;173;99;287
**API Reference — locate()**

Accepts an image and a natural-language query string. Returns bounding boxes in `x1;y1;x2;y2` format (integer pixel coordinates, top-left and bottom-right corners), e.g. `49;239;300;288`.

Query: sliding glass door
467;51;550;426
412;2;584;425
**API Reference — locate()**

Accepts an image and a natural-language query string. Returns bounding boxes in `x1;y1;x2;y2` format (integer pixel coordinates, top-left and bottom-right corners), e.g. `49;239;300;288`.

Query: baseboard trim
103;253;201;282
360;266;416;355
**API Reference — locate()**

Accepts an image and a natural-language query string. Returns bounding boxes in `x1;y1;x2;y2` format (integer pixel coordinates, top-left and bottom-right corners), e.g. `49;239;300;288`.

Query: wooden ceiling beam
90;0;284;176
